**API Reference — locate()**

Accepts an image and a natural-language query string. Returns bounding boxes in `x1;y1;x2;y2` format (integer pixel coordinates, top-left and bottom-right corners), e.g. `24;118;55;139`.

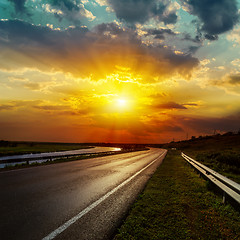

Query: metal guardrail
181;152;240;205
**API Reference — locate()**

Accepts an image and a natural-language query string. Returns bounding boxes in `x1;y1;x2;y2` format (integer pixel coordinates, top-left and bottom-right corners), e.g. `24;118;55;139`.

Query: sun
111;96;134;112
117;98;127;107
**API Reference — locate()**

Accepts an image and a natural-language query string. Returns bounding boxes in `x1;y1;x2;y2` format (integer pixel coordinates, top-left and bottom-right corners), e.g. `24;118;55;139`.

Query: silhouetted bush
0;140;9;147
223;131;234;136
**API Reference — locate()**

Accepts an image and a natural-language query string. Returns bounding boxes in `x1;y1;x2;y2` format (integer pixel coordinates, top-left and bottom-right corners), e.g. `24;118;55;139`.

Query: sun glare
117;99;127;107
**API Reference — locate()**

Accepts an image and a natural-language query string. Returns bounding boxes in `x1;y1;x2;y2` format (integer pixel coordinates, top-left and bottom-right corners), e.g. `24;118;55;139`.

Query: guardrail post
181;152;240;205
223;192;226;204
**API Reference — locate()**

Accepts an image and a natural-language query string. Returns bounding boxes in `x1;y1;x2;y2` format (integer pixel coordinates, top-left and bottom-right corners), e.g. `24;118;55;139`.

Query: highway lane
0;148;167;240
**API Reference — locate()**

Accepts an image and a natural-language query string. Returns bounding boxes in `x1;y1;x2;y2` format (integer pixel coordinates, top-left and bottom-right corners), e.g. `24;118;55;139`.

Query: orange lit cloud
1;5;240;144
0;20;199;83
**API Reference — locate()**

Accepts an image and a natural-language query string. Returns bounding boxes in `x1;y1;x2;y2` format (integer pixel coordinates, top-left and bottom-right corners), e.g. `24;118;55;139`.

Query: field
162;133;240;184
114;150;240;239
0;141;92;156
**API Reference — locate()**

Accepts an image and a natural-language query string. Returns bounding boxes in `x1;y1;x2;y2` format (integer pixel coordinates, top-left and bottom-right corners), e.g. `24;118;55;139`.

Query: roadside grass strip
114;150;240;240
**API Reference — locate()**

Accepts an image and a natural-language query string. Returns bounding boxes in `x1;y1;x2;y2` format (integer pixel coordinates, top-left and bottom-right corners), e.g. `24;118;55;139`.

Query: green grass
114;151;240;240
162;134;240;184
0;142;92;156
186;150;240;184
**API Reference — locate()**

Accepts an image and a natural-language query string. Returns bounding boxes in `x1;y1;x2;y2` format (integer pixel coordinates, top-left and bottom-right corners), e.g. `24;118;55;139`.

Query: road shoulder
114;150;240;239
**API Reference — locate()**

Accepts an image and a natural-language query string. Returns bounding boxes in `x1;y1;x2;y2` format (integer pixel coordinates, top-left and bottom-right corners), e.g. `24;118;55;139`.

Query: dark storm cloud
107;0;178;25
182;0;239;38
155;102;187;110
182;33;201;43
146;28;176;39
49;0;80;11
0;20;199;81
228;74;240;85
0;19;56;46
187;46;200;54
46;0;92;25
161;11;178;25
165;52;198;78
8;0;92;24
204;34;218;41
94;22;126;35
8;0;27;13
0;19;88;50
94;23;199;78
147;29;176;36
181;34;202;53
175;113;240;134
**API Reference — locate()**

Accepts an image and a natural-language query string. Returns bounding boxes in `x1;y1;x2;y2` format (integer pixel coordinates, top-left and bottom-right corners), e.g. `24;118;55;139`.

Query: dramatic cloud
146;120;184;133
228;74;240;85
182;33;201;43
43;0;95;24
49;0;81;11
91;113;184;138
145;28;176;39
182;0;239;39
8;0;27;13
204;34;218;41
155;102;187;110
175;113;240;134
1;1;239;143
107;0;178;25
0;104;16;111
0;20;199;82
187;46;200;54
34;105;69;111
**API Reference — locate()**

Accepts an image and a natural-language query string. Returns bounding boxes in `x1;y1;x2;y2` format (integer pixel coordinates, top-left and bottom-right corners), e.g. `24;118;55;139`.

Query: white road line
42;150;167;240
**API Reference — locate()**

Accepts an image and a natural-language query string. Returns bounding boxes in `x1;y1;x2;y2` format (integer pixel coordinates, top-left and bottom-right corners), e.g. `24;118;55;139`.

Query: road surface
0;148;167;240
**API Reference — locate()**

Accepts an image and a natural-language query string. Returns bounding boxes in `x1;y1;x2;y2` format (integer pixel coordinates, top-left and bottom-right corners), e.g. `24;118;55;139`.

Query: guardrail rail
181;152;240;205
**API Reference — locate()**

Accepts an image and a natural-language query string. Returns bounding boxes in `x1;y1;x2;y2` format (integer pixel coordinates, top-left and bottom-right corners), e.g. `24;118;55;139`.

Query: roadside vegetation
161;133;240;184
0;141;92;156
114;150;240;240
195;151;240;184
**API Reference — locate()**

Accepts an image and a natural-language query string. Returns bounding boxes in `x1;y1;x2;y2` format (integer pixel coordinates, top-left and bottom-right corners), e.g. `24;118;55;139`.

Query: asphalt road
0;148;167;240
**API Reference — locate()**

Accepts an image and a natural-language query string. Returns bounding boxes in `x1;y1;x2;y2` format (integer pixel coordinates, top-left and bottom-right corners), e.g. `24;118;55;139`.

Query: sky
0;0;240;143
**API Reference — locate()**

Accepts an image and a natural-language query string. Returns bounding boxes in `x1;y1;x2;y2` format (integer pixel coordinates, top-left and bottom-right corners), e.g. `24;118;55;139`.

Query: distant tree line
0;141;18;147
189;130;240;142
92;142;148;151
